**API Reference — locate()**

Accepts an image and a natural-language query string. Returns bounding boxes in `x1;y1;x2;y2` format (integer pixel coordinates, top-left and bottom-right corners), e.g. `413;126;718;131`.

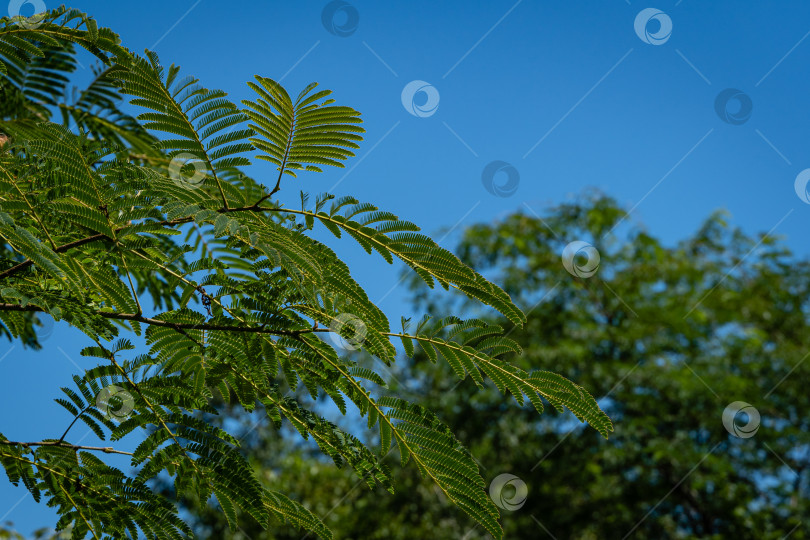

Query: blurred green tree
0;523;67;539
180;195;809;539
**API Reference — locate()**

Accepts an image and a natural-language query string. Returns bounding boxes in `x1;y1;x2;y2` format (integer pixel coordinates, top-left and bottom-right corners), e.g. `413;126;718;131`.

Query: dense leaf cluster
0;7;610;538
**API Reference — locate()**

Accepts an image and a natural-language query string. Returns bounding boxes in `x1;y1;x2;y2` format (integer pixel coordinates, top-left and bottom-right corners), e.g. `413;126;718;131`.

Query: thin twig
57;408;87;444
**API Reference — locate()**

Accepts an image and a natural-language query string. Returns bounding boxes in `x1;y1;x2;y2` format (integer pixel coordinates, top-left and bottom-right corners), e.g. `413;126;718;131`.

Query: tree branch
0;203;281;282
0;303;329;335
0;233;109;281
0;439;133;456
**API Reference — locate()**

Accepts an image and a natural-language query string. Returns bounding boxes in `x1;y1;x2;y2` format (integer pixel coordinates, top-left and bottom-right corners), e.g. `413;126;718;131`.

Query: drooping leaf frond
275;196;527;325
390;316;613;437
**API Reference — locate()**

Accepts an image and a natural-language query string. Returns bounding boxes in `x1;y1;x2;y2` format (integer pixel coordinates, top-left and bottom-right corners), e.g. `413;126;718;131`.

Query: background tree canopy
172;195;809;539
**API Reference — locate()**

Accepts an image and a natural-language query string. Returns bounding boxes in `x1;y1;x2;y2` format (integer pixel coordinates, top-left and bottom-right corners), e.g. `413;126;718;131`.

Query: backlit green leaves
243;77;363;178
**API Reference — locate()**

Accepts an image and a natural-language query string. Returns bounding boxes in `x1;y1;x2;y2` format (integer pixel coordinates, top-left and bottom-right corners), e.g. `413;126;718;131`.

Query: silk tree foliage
0;7;610;538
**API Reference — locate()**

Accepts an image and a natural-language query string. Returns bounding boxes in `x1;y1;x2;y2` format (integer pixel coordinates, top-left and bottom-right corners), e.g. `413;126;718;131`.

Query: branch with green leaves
0;7;610;539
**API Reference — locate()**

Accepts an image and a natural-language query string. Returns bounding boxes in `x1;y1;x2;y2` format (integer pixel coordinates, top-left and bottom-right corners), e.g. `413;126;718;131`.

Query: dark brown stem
0;303;329;335
252;192;275;207
0;201;292;283
0;233;109;280
57;409;87;444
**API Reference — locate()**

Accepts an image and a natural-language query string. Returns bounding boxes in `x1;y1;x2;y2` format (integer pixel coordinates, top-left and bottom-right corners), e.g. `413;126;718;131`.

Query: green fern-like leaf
243;77;363;179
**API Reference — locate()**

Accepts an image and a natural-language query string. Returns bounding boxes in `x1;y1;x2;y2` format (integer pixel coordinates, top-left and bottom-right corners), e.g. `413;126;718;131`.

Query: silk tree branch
0;303;328;335
0;203;279;282
0;439;133;456
0;232;110;281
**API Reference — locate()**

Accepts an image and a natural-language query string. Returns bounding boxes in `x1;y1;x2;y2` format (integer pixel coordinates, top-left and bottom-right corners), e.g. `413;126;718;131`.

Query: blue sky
3;0;810;534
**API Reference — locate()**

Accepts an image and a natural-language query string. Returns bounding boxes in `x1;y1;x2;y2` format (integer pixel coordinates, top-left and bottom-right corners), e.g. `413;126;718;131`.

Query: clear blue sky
3;1;810;534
